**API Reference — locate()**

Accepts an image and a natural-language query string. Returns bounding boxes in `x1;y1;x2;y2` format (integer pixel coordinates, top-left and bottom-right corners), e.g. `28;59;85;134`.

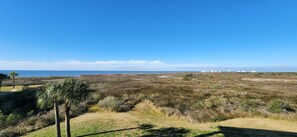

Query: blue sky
0;0;297;70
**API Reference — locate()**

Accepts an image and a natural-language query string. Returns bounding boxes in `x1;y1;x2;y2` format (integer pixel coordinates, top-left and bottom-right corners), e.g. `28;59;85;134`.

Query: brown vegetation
1;72;297;136
82;73;297;122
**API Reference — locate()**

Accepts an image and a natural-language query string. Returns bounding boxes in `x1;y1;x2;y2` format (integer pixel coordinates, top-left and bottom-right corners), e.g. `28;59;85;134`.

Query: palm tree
9;72;18;89
0;73;9;91
38;82;62;137
60;78;89;137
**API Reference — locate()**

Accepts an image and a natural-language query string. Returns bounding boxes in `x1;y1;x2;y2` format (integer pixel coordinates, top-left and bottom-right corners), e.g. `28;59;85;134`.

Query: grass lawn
25;113;206;137
0;85;41;92
25;102;210;137
25;101;297;137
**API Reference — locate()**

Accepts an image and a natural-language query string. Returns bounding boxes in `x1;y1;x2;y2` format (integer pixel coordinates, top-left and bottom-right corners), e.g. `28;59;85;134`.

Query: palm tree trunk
54;99;61;137
12;77;15;89
65;102;71;137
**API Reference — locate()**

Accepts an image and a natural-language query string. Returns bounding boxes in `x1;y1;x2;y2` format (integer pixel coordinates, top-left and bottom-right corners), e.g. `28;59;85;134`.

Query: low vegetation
0;72;297;136
27;101;297;137
82;73;297;123
0;73;9;91
183;73;194;81
97;96;123;112
268;99;293;113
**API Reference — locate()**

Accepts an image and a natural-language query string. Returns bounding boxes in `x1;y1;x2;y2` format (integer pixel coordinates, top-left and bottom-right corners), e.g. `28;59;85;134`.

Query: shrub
203;96;229;109
22;84;29;91
98;96;123;112
27;110;35;117
0;128;19;137
268;99;291;113
35;113;55;129
193;101;204;110
161;107;181;117
6;113;22;125
0;111;6;129
239;99;264;112
88;93;101;103
71;104;88;117
183;74;194;81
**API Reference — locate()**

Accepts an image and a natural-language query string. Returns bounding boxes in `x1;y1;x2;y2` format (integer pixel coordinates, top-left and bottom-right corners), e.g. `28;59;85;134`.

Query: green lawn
24;101;297;137
26;118;144;137
26;115;206;137
0;85;41;92
25;102;210;137
1;86;23;92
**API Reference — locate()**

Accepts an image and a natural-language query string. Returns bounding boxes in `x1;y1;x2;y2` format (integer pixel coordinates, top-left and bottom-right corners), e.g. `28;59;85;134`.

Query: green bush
239;99;264;112
22;84;29;91
268;99;290;113
183;74;194;81
6;113;22;125
0;112;22;129
203;96;229;108
98;96;123;112
193;101;204;110
0;111;6;129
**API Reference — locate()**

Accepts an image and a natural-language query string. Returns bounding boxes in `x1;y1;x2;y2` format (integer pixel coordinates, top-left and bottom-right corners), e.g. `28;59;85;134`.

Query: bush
203;96;229;109
161;107;181;117
239;99;264;112
22;84;29;91
183;74;194;81
0;128;19;137
6;113;22;125
268;99;291;113
0;111;6;129
193;101;204;110
87;93;101;104
98;96;123;112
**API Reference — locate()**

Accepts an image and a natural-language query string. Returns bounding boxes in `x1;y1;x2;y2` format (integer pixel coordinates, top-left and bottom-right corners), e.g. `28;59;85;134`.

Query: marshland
0;72;297;137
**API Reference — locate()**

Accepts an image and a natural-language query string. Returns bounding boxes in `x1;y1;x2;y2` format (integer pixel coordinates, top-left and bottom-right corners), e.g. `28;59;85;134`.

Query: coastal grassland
1;73;297;136
82;73;297;123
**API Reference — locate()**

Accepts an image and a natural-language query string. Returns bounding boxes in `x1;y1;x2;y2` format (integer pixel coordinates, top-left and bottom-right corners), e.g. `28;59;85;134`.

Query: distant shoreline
0;70;184;77
0;70;296;78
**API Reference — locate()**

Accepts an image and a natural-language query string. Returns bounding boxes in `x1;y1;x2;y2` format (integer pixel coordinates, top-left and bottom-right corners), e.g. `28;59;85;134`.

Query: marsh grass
83;73;297;122
1;73;297;136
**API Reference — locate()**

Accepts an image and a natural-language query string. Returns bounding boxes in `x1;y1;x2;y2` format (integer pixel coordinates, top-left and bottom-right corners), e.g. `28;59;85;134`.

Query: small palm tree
60;78;89;137
0;73;9;91
9;72;18;89
38;82;63;137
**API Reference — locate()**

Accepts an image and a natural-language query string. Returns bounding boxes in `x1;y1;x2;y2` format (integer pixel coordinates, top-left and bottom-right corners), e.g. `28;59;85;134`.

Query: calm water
0;70;180;77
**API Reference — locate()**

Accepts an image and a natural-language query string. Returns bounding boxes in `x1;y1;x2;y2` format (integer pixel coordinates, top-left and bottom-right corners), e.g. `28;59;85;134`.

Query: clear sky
0;0;296;71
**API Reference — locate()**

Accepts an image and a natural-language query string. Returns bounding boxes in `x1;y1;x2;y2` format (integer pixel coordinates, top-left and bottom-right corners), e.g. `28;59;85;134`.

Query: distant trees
9;72;18;89
0;73;9;91
38;78;89;137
